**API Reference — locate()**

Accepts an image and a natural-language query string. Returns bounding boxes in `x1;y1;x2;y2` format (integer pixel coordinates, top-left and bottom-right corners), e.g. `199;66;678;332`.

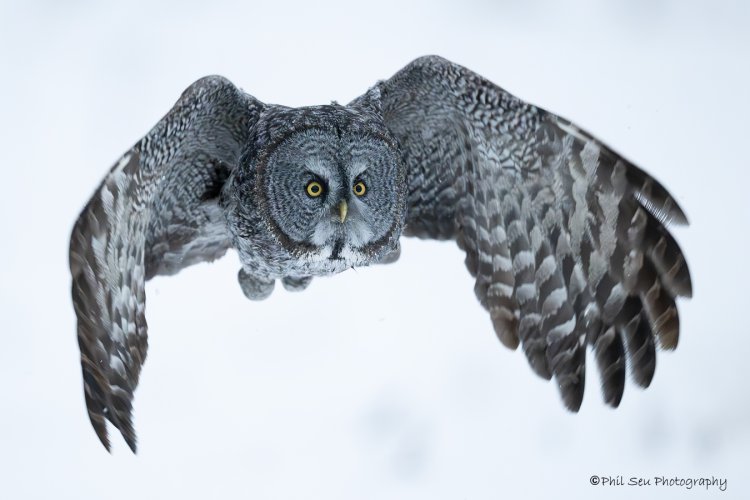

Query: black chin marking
330;238;344;260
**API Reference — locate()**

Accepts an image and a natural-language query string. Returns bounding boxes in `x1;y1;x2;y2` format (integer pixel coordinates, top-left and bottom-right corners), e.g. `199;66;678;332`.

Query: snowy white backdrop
1;0;748;498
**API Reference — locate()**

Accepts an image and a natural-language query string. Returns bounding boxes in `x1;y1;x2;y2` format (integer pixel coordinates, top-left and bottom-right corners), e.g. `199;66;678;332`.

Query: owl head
228;97;406;274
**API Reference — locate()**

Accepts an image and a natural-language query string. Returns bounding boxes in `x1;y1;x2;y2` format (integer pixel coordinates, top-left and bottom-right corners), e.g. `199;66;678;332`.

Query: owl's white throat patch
309;215;374;249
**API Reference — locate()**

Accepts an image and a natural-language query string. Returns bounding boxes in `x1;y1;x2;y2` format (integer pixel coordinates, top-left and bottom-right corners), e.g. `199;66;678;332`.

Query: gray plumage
69;56;691;452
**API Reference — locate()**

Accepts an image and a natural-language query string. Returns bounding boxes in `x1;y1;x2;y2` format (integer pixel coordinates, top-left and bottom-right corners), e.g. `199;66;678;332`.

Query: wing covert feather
69;76;263;451
378;56;690;409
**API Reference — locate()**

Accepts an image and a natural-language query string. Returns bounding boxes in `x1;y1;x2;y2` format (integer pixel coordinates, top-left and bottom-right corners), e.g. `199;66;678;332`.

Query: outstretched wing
69;76;263;452
379;56;691;410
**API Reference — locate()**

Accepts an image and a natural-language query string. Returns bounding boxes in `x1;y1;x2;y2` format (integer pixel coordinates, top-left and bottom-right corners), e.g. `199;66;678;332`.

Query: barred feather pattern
70;56;692;453
69;76;262;451
380;56;691;410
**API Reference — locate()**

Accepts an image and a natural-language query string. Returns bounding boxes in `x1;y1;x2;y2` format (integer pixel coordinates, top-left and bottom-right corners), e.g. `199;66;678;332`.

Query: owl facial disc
245;104;406;274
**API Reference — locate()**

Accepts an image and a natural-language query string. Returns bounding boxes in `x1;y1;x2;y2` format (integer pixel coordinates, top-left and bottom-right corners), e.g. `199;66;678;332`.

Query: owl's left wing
70;76;263;452
377;56;691;410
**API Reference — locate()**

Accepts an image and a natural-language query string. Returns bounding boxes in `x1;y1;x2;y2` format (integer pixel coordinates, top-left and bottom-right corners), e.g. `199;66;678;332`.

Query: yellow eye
353;181;367;197
306;180;324;197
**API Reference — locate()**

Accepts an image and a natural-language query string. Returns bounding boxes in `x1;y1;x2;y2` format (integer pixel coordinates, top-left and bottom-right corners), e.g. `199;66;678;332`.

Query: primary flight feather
69;55;691;452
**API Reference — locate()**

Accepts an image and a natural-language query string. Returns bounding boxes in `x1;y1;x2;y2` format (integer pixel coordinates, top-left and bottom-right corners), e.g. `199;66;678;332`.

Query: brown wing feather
69;76;263;451
378;55;691;409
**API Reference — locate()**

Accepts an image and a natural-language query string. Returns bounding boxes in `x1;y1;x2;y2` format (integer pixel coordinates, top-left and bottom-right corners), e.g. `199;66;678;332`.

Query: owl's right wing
378;56;691;410
69;76;263;452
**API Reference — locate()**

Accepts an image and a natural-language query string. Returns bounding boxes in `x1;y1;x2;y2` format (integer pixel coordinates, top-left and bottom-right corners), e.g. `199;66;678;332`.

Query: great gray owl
70;55;691;452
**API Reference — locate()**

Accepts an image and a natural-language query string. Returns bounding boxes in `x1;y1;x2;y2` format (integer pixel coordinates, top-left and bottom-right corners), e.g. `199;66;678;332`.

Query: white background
1;0;748;498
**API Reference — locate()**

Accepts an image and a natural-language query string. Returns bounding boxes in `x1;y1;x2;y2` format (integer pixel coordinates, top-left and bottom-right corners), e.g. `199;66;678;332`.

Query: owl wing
69;76;263;452
378;56;691;410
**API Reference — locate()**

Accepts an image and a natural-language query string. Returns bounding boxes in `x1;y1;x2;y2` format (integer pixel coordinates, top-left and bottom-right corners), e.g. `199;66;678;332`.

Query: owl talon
281;276;312;292
238;269;275;300
377;243;401;264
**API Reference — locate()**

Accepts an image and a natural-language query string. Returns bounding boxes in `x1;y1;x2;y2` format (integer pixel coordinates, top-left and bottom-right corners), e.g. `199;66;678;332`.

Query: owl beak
338;200;348;223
